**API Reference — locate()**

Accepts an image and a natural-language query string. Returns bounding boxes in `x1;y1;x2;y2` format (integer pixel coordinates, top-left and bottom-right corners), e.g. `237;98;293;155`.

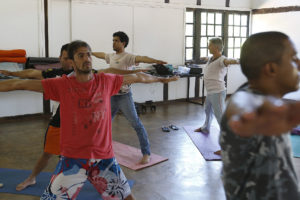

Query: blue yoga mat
0;168;134;199
291;135;300;158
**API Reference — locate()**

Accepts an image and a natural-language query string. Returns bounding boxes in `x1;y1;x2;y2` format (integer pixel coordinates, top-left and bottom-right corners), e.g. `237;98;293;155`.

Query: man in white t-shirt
195;38;239;155
93;31;166;164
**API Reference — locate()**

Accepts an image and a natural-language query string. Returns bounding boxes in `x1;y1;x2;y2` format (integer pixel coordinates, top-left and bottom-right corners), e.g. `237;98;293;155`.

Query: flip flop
169;125;179;130
162;126;170;132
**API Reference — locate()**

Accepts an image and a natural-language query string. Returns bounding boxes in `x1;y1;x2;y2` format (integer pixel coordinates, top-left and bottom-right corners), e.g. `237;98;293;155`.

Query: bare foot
16;177;36;191
0;183;3;188
194;127;209;134
194;127;202;132
214;150;221;155
138;154;151;165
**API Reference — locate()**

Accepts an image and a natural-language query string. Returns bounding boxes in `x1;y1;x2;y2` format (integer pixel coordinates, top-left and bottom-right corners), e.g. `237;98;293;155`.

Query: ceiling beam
252;6;300;14
226;0;230;7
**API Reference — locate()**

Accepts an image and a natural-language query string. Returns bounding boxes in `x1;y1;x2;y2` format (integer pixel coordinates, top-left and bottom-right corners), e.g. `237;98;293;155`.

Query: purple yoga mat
183;126;221;161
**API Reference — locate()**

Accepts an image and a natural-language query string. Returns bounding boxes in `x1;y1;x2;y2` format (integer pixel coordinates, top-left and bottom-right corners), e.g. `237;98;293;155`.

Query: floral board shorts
41;156;131;200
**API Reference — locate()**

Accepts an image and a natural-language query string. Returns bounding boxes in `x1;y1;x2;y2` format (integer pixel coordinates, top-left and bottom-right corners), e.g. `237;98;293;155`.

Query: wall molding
72;0;185;9
72;0;251;11
252;6;300;14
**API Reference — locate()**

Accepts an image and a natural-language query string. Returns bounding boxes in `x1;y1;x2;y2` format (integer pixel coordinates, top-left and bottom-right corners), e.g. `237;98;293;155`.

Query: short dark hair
60;43;69;57
113;31;129;48
67;40;92;60
240;31;289;80
209;38;223;52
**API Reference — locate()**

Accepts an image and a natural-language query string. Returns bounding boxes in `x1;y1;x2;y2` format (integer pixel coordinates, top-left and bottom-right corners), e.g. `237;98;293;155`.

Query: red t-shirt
41;73;123;159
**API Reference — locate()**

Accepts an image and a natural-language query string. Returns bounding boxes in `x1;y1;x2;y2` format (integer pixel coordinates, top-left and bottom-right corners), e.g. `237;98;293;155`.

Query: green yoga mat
291;135;300;158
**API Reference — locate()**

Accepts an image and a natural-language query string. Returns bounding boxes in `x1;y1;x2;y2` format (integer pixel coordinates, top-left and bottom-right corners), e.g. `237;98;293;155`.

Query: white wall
252;12;300;60
48;0;71;57
227;65;247;94
71;1;134;69
230;0;251;9
0;91;43;117
0;0;44;56
133;6;184;66
70;1;185;67
251;1;300;99
200;0;251;9
70;0;186;102
0;0;44;117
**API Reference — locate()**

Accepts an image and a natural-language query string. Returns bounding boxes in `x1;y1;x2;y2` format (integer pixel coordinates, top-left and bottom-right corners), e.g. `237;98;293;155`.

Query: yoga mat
183;126;221;161
0;168;134;199
112;141;168;170
0;49;26;57
291;135;300;158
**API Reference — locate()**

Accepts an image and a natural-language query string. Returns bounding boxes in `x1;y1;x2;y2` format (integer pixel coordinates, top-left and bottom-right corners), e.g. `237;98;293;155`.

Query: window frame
185;8;250;63
185;10;195;61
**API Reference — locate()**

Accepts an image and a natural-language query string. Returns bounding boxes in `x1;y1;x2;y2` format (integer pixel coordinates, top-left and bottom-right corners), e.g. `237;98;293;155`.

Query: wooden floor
0;101;299;200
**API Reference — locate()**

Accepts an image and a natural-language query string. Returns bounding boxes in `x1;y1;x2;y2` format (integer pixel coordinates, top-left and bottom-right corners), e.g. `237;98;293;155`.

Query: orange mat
112;141;168;170
0;57;26;63
0;49;26;57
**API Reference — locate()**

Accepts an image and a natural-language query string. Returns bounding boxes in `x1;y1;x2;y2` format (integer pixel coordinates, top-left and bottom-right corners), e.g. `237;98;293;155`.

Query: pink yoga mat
183;126;221;161
112;141;168;170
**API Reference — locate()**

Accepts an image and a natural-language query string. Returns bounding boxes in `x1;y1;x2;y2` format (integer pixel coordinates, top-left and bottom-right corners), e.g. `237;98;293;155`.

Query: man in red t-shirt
0;40;178;200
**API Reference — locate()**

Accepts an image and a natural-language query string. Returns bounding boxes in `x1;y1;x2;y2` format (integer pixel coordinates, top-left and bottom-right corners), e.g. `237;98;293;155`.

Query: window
185;11;194;61
185;9;250;62
227;13;249;59
199;12;223;57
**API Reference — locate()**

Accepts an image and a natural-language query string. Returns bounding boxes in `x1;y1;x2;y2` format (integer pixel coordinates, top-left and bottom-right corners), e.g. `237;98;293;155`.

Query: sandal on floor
162;126;170;132
169;125;179;130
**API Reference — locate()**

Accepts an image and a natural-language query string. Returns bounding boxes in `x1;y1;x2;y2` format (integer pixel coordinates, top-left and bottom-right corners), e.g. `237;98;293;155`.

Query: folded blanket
0;62;24;71
0;49;26;57
0;57;27;63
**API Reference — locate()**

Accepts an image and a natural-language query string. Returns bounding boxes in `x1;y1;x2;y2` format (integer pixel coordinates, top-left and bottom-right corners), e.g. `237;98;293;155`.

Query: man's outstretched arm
226;91;300;137
92;52;106;59
98;67;148;75
0;79;43;93
135;56;167;65
122;72;179;85
0;69;43;79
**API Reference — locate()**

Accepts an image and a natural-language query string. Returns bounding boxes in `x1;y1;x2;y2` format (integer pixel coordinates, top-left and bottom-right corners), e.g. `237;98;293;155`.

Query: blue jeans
111;91;151;155
201;90;226;133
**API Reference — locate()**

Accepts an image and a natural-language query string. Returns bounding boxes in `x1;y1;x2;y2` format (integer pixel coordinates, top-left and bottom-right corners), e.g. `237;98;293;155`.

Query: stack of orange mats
0;49;27;63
